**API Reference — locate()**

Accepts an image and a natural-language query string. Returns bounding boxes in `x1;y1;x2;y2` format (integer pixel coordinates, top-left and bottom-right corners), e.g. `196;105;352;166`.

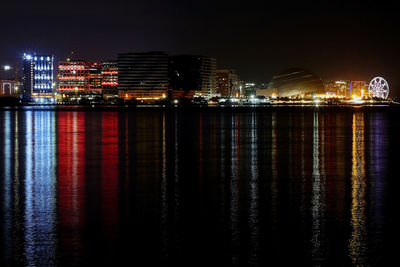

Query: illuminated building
102;61;118;95
0;79;19;95
216;69;240;97
22;53;54;102
58;60;90;92
324;80;349;97
117;52;168;100
169;55;216;98
266;68;324;98
195;56;216;97
58;60;102;96
350;81;367;97
89;62;102;92
244;82;257;97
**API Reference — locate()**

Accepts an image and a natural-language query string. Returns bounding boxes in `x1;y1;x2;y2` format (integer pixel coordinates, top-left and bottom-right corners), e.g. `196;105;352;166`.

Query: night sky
1;1;399;96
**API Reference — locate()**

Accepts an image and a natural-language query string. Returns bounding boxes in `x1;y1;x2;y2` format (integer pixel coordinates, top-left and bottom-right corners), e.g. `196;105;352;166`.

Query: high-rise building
117;52;168;100
101;61;118;95
169;55;217;98
22;53;54;102
196;56;216;97
216;69;241;97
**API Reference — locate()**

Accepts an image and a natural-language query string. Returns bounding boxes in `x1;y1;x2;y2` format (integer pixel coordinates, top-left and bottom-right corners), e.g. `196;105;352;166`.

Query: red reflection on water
102;112;119;241
57;111;86;264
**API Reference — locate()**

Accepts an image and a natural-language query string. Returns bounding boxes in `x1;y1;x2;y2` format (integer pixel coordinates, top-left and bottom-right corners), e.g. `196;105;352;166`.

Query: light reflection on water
349;112;367;265
0;108;393;266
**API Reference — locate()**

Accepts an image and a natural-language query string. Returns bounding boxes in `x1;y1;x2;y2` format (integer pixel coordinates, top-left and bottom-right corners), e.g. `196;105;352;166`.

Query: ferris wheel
368;77;389;99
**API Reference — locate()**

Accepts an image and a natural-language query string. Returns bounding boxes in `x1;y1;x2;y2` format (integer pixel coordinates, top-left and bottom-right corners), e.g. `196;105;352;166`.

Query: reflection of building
101;61;118;95
169;55;215;98
117;52;168;100
266;68;324;98
22;54;54;101
216;69;240;97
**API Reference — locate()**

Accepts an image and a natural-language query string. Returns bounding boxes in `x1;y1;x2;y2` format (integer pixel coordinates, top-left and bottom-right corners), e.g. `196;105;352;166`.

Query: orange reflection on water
349;112;367;265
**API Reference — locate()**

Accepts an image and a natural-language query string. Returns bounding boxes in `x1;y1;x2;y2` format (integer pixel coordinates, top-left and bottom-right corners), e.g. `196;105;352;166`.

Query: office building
350;81;367;97
169;55;216;98
216;69;241;97
102;61;118;95
58;60;102;96
22;53;54;102
117;52;168;100
324;80;349;97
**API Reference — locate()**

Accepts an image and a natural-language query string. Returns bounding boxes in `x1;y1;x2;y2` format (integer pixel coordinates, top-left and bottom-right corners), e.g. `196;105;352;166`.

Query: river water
0;106;398;266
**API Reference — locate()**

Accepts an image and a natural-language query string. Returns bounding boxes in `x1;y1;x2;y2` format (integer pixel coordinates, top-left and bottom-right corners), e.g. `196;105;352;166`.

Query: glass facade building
169;55;217;98
117;52;168;100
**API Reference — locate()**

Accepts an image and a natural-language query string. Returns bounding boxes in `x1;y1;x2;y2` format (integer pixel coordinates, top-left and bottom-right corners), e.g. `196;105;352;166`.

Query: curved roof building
267;68;324;97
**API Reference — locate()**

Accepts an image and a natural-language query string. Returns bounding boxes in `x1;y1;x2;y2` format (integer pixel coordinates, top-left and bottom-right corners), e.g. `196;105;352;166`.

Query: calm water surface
0;107;399;266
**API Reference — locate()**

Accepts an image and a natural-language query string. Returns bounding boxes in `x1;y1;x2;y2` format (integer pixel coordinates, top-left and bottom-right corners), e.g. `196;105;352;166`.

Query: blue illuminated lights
22;53;55;102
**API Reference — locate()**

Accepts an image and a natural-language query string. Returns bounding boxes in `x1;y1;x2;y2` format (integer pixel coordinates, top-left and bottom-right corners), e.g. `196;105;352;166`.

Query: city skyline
1;1;399;96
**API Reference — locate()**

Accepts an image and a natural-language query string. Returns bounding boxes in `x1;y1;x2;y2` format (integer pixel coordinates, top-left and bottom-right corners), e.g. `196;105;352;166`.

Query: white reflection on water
2;111;11;261
349;112;367;265
160;112;168;260
230;114;240;264
271;112;277;226
311;111;326;263
248;112;260;265
24;111;57;266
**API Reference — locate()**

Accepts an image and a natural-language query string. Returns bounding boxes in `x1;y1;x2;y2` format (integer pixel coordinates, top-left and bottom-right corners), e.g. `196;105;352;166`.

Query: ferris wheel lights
368;77;389;99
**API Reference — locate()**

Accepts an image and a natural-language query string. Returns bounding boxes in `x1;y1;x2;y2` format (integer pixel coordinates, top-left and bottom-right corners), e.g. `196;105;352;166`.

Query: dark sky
1;0;399;95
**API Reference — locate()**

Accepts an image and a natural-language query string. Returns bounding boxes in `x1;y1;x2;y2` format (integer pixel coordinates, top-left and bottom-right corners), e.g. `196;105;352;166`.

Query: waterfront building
216;69;240;97
102;61;118;96
169;55;216;98
0;79;19;95
117;52;169;100
244;82;257;97
324;80;349;97
266;68;324;98
58;60;102;97
58;60;90;93
89;62;102;92
350;81;367;97
195;56;216;97
22;53;54;102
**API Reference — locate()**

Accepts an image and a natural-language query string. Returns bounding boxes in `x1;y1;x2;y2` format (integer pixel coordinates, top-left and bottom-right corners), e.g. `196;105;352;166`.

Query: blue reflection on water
23;111;57;266
2;111;12;262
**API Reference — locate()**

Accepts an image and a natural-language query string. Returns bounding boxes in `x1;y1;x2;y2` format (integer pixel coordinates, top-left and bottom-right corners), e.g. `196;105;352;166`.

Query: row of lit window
34;85;52;89
35;76;52;80
33;56;52;61
34;66;53;71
